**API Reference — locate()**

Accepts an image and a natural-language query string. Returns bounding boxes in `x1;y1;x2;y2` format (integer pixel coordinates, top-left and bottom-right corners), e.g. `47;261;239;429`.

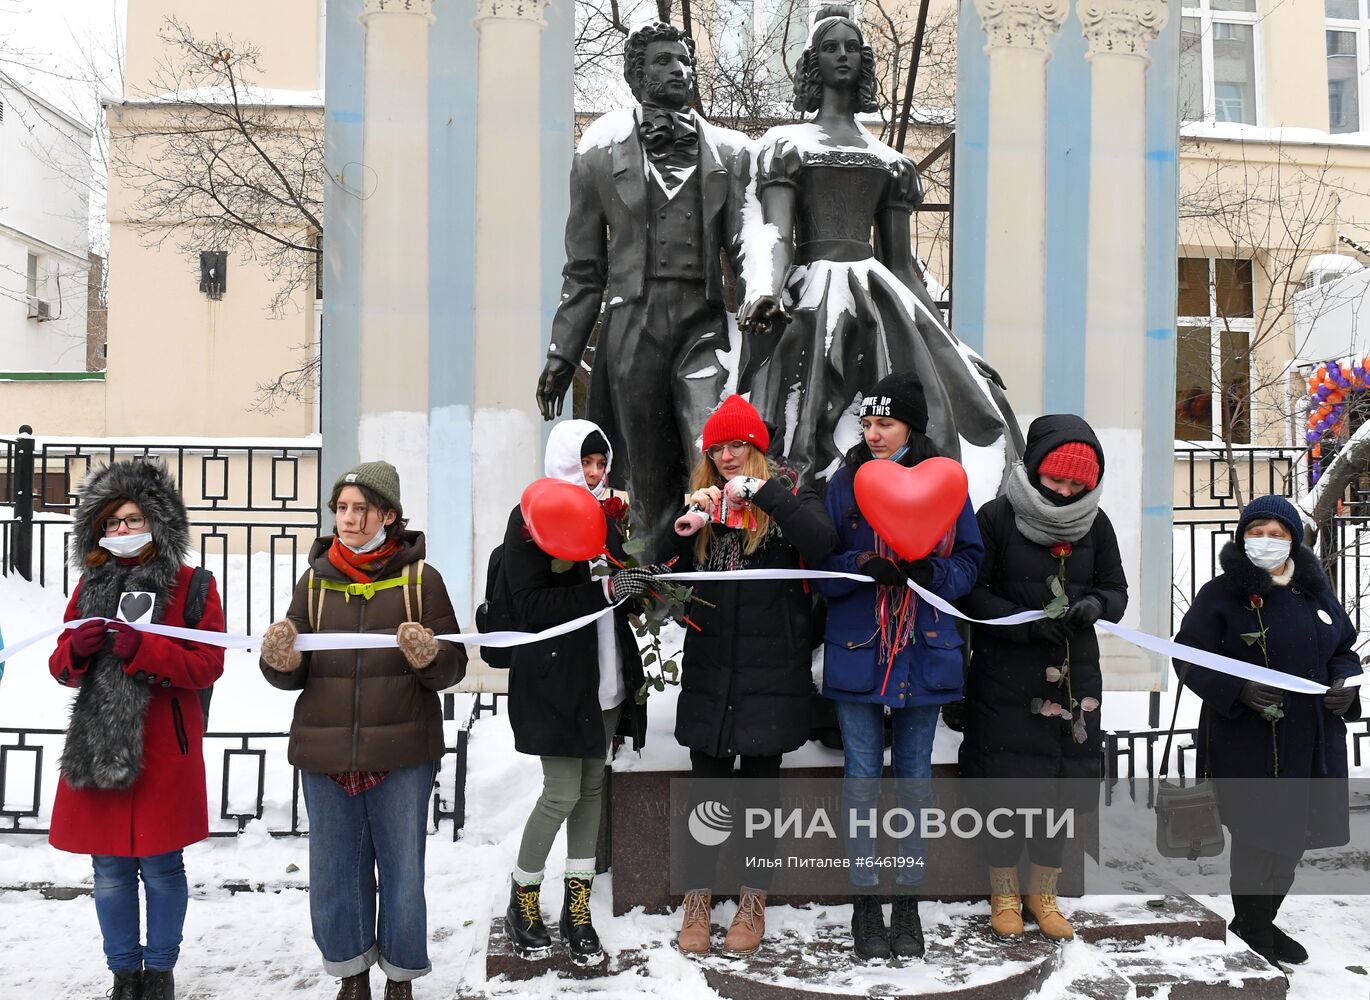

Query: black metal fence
0;428;323;636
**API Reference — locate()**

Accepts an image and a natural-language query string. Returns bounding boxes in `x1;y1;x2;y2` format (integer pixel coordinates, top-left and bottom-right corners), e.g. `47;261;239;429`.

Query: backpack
182;567;215;727
475;544;515;669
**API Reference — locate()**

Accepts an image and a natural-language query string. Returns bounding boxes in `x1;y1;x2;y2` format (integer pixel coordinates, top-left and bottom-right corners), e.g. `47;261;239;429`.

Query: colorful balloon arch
1306;356;1370;483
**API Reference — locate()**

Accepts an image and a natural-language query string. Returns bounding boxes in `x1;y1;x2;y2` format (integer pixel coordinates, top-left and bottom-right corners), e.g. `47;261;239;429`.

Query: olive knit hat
334;461;402;515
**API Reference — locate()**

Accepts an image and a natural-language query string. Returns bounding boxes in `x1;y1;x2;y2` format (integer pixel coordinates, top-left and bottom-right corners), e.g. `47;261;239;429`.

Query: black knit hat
859;371;928;435
1237;494;1304;548
580;430;610;458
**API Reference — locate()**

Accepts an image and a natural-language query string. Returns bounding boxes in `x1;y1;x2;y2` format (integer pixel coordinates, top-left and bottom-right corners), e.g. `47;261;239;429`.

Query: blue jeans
91;850;188;972
834;700;940;888
301;760;438;981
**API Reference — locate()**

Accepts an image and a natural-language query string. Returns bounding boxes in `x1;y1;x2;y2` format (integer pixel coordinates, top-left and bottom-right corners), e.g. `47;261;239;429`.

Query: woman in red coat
48;459;224;1000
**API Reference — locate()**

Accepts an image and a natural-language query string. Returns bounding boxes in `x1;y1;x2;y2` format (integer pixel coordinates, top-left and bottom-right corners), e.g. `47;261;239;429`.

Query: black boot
560;875;605;966
1269;894;1308;965
851;895;891;961
1230;895;1282;971
335;972;371;1000
107;969;141;1000
141;969;175;1000
506;878;553;960
889;895;925;959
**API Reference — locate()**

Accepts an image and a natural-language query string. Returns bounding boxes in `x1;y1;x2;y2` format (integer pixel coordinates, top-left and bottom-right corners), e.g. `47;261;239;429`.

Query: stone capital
973;0;1068;52
473;0;549;27
361;0;436;17
1078;0;1169;61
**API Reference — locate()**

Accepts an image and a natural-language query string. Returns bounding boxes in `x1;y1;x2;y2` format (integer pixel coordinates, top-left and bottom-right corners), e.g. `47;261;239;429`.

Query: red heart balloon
520;478;607;562
853;457;969;561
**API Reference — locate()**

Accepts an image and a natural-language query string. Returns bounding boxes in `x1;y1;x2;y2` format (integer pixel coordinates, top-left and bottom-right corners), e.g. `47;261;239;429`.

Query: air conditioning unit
25;296;51;321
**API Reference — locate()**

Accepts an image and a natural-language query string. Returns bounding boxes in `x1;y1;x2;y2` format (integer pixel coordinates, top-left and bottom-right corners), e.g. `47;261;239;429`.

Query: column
357;0;434;526
972;0;1068;418
1079;0;1167;671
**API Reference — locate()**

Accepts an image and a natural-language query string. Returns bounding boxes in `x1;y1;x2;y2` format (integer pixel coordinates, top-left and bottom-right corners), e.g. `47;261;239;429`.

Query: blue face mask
886;444;910;463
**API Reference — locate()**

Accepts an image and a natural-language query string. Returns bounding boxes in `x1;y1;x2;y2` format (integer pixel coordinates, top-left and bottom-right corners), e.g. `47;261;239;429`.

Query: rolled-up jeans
91;850;188;972
834;700;939;889
300;759;439;981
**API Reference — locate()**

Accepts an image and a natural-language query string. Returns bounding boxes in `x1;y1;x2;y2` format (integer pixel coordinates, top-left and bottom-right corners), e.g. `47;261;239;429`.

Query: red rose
601;496;628;521
1249;595;1264;609
1050;542;1072;559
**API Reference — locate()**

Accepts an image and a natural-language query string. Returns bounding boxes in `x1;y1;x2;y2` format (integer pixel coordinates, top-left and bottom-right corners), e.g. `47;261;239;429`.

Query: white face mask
341;524;388;555
99;532;153;558
1245;536;1292;572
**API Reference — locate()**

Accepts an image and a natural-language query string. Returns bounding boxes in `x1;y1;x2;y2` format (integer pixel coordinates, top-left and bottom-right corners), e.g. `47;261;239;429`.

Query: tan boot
988;867;1024;939
677;889;713;954
723;886;767;955
1024;863;1074;941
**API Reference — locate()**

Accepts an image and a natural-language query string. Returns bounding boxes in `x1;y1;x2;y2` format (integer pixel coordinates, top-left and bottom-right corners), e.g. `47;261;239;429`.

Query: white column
1079;0;1167;675
972;0;1068;418
358;0;434;527
467;0;548;686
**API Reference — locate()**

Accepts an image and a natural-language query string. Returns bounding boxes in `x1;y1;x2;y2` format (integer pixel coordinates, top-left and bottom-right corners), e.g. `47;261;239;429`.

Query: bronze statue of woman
740;4;1022;487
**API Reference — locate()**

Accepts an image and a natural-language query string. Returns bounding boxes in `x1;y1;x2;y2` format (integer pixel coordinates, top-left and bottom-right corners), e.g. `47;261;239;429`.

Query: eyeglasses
706;440;750;459
104;514;147;532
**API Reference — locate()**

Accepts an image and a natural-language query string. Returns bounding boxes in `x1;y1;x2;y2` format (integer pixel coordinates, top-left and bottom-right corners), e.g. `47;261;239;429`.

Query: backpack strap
411;559;425;622
183;567;213;629
307;568;324;631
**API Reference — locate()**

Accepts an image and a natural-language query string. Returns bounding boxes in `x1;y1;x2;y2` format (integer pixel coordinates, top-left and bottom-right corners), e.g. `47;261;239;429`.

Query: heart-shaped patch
853;456;969;561
118;592;154;624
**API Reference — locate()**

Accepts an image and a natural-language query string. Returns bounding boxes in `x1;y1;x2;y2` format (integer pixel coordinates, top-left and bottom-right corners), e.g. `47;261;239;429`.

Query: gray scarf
1004;461;1101;545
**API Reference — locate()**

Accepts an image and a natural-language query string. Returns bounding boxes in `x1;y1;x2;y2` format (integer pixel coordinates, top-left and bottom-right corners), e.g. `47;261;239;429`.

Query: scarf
1004;461;1102;545
327;534;402;584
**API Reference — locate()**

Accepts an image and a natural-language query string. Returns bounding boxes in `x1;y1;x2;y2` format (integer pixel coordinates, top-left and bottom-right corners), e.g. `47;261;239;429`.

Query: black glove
1063;595;1104;631
900;558;935;589
1030;617;1073;648
608;565;661;601
1238;681;1285;714
1325;677;1357;717
858;555;906;587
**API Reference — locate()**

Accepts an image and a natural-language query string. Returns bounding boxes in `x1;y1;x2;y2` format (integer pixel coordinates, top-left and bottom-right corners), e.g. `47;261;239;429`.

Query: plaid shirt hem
329;770;390;796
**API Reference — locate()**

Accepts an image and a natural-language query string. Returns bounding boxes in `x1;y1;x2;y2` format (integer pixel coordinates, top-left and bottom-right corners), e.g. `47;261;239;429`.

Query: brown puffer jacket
261;531;467;772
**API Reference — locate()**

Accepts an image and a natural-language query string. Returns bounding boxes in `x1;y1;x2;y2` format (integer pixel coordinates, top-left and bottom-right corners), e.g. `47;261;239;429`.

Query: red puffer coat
48;565;225;857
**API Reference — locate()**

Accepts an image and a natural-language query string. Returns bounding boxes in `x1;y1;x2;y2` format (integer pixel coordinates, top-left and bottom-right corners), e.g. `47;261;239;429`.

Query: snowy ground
2;569;1369;997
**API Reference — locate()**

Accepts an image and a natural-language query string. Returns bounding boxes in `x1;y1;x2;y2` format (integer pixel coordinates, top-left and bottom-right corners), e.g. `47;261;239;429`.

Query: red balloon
519;478;607;562
854;457;969;561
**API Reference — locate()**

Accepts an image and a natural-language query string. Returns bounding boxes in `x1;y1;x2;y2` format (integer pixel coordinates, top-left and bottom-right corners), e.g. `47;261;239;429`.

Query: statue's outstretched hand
536;358;576;421
740;295;788;334
971;356;1007;391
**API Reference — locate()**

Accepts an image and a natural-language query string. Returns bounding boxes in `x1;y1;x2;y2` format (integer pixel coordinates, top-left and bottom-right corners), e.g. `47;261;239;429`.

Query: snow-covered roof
1183;119;1370;150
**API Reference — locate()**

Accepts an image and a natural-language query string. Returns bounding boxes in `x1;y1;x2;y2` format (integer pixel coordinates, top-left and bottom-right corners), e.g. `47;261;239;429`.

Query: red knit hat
702;395;770;452
1038;441;1100;490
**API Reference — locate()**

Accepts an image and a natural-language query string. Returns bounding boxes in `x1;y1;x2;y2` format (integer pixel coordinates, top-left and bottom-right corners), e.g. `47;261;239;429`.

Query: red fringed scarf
876;528;956;697
327;534;402;584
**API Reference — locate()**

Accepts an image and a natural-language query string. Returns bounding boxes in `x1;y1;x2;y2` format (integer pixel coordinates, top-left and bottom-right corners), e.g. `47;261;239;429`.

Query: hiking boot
505;878;553;960
1269;894;1308;964
142;969;175;1000
336;972;371;1000
1024;864;1073;941
851;895;891;961
560;875;605;966
107;970;141;1000
383;981;413;1000
677;889;713;955
889;895;924;959
989;867;1024;939
723;886;767;956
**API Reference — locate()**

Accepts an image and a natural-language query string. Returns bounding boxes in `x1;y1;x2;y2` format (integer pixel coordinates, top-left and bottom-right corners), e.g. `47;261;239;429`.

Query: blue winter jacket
816;463;984;708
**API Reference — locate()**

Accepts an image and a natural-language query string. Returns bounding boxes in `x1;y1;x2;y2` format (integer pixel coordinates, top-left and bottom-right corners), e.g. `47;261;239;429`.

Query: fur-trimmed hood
70;459;190;573
1217;540;1331;599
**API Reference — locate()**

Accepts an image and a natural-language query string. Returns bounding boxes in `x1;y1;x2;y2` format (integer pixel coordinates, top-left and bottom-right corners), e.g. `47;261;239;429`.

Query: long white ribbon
0;569;1361;695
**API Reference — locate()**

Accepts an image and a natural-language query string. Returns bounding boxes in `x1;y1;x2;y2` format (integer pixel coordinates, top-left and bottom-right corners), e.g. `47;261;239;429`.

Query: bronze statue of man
536;22;751;557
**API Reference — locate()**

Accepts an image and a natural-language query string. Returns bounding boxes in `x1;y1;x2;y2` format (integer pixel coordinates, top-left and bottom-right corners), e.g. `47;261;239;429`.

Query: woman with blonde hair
666;395;837;956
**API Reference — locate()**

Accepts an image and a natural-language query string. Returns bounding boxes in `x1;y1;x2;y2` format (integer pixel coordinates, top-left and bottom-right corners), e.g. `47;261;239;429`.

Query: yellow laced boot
1024;863;1074;941
988;867;1024;939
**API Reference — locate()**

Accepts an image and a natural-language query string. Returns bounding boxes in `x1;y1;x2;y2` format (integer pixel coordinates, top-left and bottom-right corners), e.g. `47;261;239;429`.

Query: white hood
544;419;613;499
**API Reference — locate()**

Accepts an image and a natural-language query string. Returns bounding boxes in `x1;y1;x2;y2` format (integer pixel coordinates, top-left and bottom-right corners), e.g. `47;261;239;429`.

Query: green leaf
590;564;612;577
550;559;575;574
622;538;647;556
653;674;665;691
1030;697;1044;715
1240;631;1263;646
1044;595;1069;619
1263;704;1285;722
1048;576;1065;598
463;919;475;927
635;681;651;705
643;651;658;666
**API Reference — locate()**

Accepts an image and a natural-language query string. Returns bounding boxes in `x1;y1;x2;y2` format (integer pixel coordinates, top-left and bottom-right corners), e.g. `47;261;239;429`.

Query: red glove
68;619;108;660
108;621;144;663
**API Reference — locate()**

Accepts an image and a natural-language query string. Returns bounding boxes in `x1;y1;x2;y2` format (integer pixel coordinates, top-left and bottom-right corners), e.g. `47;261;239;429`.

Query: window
1179;0;1260;125
25;252;39;298
1326;0;1368;132
1176;257;1255;443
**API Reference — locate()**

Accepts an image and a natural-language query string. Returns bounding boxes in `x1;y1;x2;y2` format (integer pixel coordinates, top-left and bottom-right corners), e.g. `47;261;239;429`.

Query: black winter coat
665;477;838;758
1175;542;1362;855
958;496;1128;784
503;506;647;758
